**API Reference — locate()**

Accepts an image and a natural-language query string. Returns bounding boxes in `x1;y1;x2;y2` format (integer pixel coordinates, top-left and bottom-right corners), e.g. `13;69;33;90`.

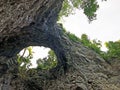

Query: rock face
0;0;120;90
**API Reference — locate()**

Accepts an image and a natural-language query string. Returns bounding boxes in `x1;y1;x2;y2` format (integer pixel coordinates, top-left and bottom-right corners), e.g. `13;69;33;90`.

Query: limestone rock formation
0;0;120;90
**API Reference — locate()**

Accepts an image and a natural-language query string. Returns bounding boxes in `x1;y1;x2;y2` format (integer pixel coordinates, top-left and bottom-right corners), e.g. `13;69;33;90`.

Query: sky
21;0;120;67
62;0;120;50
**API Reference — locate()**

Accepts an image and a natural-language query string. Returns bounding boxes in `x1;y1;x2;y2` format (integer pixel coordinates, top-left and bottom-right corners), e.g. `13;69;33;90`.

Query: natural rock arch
0;0;120;90
0;0;66;71
0;0;63;56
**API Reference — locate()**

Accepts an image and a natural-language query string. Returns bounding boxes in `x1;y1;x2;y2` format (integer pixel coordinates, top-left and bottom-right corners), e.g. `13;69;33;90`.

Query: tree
0;0;120;90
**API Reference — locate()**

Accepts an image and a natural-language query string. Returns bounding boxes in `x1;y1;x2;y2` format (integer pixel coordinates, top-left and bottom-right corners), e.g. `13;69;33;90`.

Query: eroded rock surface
0;0;120;90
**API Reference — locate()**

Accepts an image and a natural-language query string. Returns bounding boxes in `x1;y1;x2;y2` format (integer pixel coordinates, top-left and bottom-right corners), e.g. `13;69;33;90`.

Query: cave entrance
18;46;58;70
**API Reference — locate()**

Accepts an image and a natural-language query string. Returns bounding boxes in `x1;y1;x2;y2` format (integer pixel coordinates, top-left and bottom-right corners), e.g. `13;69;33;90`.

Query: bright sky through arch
61;0;120;51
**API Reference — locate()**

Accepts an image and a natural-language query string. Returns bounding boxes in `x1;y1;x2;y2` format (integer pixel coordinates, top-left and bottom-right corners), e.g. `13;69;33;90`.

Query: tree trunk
0;0;120;90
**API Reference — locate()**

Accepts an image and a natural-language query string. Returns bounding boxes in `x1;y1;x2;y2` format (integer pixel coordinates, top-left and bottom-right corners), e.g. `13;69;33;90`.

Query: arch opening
18;46;58;70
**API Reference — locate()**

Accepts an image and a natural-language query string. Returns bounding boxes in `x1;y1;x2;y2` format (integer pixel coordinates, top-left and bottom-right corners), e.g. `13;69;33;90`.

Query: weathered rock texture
0;0;120;90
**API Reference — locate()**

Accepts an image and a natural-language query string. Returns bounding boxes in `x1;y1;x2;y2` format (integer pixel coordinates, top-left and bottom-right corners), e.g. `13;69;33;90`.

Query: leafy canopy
59;0;101;21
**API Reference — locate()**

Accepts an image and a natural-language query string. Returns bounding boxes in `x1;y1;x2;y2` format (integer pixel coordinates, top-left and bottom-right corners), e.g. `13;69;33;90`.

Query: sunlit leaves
37;50;57;70
17;46;34;79
59;0;73;19
81;34;90;45
80;34;102;54
59;0;100;21
80;34;120;60
82;0;99;21
66;32;81;42
70;0;82;8
105;41;120;59
17;46;33;69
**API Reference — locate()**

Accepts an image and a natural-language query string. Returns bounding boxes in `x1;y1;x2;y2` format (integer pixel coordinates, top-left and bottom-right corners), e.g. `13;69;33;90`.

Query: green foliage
71;0;82;8
82;0;99;21
17;47;57;79
63;29;102;54
59;0;100;21
59;0;74;18
17;46;33;69
17;46;33;79
80;34;102;54
61;26;80;42
66;32;81;42
80;34;91;46
80;34;120;60
90;39;102;54
37;50;57;70
105;41;120;59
